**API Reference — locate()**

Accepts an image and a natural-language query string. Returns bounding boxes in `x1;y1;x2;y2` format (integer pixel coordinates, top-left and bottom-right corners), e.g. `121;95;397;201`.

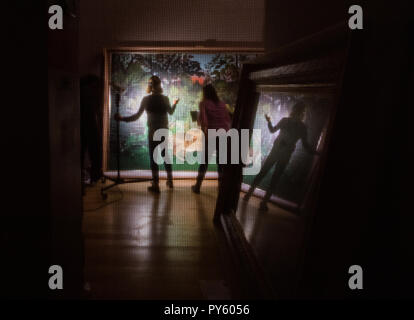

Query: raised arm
266;116;284;133
166;97;179;115
116;97;146;122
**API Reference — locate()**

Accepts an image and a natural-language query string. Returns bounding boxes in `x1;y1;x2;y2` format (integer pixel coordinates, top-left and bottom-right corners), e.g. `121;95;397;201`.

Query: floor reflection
236;194;305;298
82;179;232;299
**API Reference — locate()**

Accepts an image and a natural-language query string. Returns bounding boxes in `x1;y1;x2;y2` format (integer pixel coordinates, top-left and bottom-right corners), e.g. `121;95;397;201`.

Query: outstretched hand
265;114;271;122
173;98;180;105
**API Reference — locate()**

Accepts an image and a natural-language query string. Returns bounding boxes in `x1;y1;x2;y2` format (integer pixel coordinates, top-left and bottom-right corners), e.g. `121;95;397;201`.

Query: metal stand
101;90;152;200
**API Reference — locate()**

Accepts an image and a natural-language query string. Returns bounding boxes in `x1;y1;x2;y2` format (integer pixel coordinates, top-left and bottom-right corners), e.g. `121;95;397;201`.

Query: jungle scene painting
243;92;334;205
108;52;257;172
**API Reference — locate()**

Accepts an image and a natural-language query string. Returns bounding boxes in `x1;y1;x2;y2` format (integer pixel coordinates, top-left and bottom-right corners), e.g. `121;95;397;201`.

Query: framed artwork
102;47;262;176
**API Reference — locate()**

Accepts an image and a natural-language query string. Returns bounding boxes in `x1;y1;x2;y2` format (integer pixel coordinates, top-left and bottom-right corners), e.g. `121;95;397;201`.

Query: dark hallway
2;0;412;310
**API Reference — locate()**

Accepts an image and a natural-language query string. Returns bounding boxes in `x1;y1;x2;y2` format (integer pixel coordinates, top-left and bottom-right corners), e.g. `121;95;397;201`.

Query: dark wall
261;0;411;298
2;1;50;299
2;1;83;298
264;0;349;51
48;0;84;298
292;2;412;298
79;0;265;75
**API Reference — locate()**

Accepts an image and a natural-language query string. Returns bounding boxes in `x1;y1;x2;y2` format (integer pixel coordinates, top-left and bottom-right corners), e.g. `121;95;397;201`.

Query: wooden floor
82;179;234;299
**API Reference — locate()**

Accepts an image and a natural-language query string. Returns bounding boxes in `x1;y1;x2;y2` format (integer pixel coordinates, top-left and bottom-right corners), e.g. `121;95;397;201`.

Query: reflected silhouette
194;188;232;299
244;101;319;211
145;190;173;298
149;189;173;248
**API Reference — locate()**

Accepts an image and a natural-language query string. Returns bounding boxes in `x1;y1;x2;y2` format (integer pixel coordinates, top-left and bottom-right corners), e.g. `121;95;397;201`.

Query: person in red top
192;84;232;194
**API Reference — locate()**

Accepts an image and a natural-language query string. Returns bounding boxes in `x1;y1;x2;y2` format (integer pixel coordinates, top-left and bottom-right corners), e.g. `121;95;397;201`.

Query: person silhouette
191;84;231;194
243;101;319;211
115;75;179;194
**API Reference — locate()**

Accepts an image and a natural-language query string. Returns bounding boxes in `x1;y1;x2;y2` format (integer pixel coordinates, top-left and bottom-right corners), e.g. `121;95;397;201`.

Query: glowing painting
108;52;257;171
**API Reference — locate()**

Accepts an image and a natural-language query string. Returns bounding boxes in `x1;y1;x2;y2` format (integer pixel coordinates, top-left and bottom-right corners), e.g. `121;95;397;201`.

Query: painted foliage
108;52;257;171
